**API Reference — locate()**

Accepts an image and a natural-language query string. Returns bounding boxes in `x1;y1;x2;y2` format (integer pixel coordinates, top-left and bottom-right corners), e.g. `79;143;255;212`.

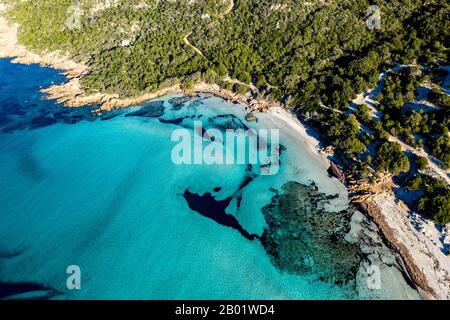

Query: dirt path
183;32;205;59
223;75;257;91
182;0;233;58
219;0;234;19
389;135;450;184
349;66;450;185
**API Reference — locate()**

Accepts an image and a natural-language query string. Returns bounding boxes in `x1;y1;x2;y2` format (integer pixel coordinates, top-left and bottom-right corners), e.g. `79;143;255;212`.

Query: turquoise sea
0;59;420;300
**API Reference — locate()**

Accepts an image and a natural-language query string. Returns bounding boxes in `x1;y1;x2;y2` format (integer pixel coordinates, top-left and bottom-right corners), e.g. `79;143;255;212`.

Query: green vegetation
232;83;251;95
428;88;450;108
405;174;423;190
416;177;450;226
415;155;428;171
430;134;450;169
373;141;410;175
379;68;422;113
5;0;449;102
401;173;450;225
355;104;372;125
326;114;366;157
376;68;450;168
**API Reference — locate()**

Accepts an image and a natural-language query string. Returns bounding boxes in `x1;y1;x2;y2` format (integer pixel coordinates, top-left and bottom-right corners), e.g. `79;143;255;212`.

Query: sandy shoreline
356;198;450;299
372;197;450;299
1;10;449;300
271;106;450;299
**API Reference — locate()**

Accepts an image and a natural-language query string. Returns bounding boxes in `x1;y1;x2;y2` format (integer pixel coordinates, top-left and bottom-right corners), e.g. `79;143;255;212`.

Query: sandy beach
268;106;450;299
373;196;450;299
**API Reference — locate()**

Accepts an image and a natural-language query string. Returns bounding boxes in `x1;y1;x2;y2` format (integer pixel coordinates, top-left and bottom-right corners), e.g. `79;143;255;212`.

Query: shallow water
0;59;420;299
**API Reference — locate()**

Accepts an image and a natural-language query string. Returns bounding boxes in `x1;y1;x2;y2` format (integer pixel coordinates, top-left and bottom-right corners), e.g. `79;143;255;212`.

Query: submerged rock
213;114;250;131
327;161;345;183
158;116;189;125
260;181;362;285
100;110;125;121
125;101;164;118
245;113;257;122
168;96;198;110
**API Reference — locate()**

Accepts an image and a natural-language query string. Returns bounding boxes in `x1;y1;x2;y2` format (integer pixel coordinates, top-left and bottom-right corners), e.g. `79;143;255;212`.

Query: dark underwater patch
158;116;189;125
0;281;59;300
3;101;26;116
18;152;45;181
260;181;362;285
2;123;25;133
213;114;250;131
29;114;58;129
190;98;206;107
183;190;259;241
0;59;100;133
0;115;9;126
168;96;198;110
237;164;258;192
158;113;251;141
100;110;125;121
0;247;28;260
0;97;98;132
125;101;165;118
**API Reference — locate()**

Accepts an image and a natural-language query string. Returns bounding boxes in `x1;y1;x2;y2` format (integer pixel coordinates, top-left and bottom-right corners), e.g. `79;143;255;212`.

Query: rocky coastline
327;159;450;299
1;11;449;300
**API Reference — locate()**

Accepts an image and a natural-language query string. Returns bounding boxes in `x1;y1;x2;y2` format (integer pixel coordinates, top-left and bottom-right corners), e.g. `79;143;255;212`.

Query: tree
415;155;428;171
203;69;219;84
405;175;423;190
374;141;410;175
327;115;365;157
430;134;450;168
232;83;249;95
417;184;450;226
355;104;372;124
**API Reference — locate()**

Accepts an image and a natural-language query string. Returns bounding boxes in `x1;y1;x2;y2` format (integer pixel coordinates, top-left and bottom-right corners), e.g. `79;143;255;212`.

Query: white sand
376;195;450;299
267;107;450;300
268;107;331;170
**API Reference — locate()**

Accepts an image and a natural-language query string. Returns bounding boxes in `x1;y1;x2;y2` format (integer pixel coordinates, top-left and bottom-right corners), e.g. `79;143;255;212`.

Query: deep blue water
0;59;420;300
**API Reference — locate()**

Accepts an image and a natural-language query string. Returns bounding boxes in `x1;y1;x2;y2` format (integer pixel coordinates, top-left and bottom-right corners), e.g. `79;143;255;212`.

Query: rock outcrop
327;161;345;183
